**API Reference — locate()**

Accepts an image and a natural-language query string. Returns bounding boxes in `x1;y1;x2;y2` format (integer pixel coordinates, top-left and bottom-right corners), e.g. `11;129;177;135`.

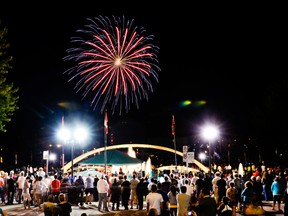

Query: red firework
64;15;160;114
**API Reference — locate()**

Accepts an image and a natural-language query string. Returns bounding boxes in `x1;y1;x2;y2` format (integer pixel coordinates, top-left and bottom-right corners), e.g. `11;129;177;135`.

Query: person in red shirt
51;175;61;203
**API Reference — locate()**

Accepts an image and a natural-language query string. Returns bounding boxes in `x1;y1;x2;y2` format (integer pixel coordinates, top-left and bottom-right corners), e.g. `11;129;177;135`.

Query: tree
0;20;19;132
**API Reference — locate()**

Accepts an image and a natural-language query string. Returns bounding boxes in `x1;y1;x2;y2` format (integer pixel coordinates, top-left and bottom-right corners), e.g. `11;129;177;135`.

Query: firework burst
64;15;160;114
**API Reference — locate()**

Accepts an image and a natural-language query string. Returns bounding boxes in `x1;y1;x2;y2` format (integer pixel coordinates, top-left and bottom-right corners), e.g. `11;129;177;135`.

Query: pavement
0;200;285;216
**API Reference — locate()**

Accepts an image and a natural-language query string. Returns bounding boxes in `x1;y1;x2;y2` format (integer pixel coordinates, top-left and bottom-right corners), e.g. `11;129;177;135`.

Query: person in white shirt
37;167;45;178
33;176;48;209
146;184;163;216
22;176;32;209
211;172;221;204
184;179;194;197
84;173;94;204
97;175;109;212
16;171;26;204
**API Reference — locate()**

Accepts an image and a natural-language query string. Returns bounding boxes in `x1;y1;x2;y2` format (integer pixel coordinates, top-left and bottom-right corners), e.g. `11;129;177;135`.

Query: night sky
0;4;287;170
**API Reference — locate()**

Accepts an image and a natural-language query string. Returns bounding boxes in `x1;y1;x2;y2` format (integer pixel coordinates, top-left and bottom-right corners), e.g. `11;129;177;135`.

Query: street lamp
201;124;219;174
199;152;206;163
57;126;88;179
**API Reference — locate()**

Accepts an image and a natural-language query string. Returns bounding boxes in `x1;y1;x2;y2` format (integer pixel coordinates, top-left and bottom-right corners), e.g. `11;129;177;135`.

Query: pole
71;142;74;179
173;134;177;168
228;143;230;165
172;115;177;170
62;145;65;172
46;150;49;175
61;116;65;173
104;110;108;175
209;141;211;173
104;133;107;175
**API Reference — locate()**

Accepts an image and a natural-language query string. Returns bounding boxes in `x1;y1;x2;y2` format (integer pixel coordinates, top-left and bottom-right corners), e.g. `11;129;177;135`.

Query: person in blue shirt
271;176;283;212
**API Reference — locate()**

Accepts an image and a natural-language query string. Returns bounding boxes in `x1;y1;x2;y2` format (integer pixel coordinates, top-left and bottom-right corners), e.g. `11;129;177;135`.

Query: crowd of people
0;164;288;216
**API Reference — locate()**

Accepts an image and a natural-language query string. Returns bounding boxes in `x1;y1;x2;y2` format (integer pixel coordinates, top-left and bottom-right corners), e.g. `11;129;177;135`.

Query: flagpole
104;110;108;175
172;115;177;169
61;116;65;172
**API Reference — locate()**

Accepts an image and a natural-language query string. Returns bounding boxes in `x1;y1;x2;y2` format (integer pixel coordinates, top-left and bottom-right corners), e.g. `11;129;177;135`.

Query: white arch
63;143;209;173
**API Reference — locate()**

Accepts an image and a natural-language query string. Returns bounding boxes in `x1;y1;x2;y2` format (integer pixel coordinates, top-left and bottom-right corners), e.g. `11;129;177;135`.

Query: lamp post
57;126;88;179
201;124;219;174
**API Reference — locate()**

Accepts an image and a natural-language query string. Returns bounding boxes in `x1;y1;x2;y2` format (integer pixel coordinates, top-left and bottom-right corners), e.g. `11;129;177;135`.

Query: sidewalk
0;201;147;216
0;200;285;216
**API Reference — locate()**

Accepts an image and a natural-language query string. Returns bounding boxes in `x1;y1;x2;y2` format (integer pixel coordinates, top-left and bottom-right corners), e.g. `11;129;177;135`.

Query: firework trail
64;15;160;114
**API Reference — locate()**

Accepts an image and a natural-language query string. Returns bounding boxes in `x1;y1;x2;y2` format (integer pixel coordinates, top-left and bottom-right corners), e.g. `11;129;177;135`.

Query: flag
172;115;175;135
104;110;108;134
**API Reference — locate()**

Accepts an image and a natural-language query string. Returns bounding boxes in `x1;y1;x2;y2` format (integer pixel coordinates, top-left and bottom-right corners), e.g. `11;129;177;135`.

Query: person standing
194;187;217;216
226;181;238;216
51;175;61;203
167;185;178;216
84;173;94;204
33;176;48;209
146;184;163;216
16;171;25;204
157;182;169;216
6;171;16;205
271;176;283;212
130;174;139;209
121;175;131;210
283;182;288;216
93;175;99;202
241;181;254;212
0;171;5;204
97;175;109;212
110;178;121;211
22;176;32;210
42;174;52;202
75;175;85;206
211;172;221;204
136;177;147;210
176;185;190;216
217;174;227;205
161;176;171;193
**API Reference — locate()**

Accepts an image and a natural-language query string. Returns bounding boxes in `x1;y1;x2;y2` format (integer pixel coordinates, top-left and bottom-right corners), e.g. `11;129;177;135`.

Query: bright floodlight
201;123;219;173
56;123;89;179
201;124;219;141
57;127;72;142
199;152;206;161
74;127;88;142
57;126;88;143
49;153;56;161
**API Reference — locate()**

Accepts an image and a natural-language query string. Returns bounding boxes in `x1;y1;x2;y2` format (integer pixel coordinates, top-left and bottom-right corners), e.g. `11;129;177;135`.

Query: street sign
183;153;187;162
187;152;195;163
183;151;194;163
183;146;188;153
43;150;49;160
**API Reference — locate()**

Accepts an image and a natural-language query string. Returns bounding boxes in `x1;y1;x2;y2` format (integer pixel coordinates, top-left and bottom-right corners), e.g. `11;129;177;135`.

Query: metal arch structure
63;143;209;173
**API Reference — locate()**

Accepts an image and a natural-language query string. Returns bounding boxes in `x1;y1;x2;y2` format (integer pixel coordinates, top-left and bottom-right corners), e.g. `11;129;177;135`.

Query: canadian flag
104;110;108;135
172;115;175;136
